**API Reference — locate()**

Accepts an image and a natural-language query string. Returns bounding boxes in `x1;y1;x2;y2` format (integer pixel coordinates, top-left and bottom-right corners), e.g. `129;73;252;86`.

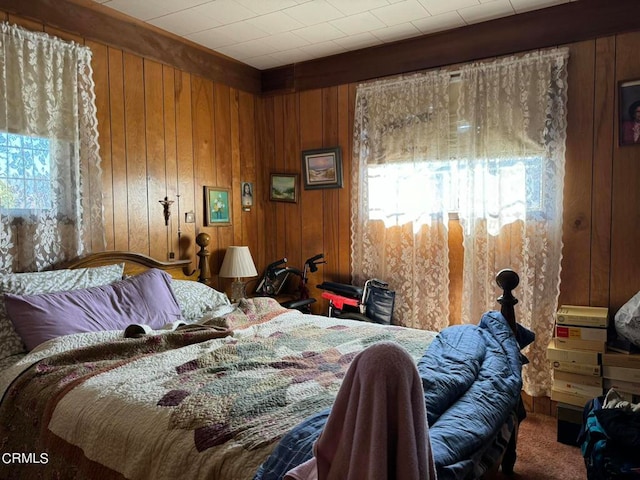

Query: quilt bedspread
0;301;437;480
255;310;526;480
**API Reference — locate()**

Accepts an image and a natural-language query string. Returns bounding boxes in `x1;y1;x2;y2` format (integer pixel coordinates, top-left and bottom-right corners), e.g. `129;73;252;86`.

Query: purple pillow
4;268;182;351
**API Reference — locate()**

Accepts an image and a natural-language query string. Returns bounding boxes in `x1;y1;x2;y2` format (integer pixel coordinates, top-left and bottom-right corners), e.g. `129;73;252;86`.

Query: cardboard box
554;336;606;353
554;370;603;388
603;377;640;396
556;324;608;342
551;388;594;408
547;339;601;365
551;360;602;376
603;365;640;383
556;305;609;328
557;403;584;446
552;379;603;398
602;351;640;368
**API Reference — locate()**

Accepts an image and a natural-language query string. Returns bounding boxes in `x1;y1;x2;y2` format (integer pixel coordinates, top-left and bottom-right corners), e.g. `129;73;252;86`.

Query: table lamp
219;246;258;302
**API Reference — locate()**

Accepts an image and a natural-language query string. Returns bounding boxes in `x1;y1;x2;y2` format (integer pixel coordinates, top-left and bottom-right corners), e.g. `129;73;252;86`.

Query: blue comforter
254;311;530;480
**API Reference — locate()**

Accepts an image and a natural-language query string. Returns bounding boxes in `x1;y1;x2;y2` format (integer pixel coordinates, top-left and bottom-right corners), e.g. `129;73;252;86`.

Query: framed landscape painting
301;147;343;190
270;173;298;203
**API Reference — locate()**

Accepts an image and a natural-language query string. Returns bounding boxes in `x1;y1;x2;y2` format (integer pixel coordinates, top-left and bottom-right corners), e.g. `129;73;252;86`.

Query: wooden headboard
59;251;196;280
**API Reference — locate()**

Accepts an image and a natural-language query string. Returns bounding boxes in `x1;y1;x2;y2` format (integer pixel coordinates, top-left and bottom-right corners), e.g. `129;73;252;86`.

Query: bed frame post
496;269;519;335
196;233;213;285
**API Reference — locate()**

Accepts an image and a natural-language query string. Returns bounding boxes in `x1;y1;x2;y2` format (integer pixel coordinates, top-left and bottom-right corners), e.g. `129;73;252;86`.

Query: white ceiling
92;0;574;70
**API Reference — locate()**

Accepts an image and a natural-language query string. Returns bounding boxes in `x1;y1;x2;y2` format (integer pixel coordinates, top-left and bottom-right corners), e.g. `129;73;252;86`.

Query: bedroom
0;0;638;477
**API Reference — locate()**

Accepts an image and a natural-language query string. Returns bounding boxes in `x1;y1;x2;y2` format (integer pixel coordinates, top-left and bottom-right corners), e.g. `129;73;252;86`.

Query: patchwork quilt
0;300;436;480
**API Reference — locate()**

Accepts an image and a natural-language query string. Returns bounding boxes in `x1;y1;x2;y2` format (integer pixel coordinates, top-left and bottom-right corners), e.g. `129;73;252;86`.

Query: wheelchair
316;278;396;325
255;254;325;313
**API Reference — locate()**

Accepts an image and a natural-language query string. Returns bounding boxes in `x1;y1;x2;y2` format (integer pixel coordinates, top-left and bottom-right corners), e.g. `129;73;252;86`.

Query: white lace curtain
352;48;569;396
0;23;104;272
352;71;452;332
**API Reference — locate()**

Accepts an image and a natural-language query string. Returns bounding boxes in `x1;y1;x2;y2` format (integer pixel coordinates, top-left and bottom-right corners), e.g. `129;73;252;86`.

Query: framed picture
301;147;343;190
204;186;231;226
241;181;253;211
270;173;298;203
619;79;640;146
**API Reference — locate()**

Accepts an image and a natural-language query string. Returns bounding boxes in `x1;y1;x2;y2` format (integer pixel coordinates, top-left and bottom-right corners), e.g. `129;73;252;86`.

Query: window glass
0;132;52;211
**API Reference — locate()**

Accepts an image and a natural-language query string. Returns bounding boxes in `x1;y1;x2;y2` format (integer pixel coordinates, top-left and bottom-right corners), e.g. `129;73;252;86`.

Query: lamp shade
219;246;258;279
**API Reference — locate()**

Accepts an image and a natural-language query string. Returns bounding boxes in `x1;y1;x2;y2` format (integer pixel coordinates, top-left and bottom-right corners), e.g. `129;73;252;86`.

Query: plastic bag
615;290;640;348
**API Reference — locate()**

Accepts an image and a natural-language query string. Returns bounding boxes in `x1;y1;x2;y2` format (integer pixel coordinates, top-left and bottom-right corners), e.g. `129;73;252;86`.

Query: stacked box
601;351;640;403
547;305;609;445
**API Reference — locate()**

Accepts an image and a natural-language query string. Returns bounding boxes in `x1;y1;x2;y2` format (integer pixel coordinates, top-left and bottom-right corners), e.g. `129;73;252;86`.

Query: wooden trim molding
262;0;640;94
0;0;262;94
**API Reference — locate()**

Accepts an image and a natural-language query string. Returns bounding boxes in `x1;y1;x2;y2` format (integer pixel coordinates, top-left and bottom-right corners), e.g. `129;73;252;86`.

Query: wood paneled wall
2;11;264;296
7;7;640;321
258;31;640;320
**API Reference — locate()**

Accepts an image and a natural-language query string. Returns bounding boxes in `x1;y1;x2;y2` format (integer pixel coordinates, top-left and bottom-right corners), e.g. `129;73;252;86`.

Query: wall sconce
219;246;258;302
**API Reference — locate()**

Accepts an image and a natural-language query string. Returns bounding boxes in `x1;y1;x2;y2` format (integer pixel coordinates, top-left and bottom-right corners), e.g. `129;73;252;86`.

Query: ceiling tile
102;0;176;21
243;54;282;69
148;9;222;36
371;0;431;26
233;0;298;15
293;23;347;43
207;22;269;44
330;12;387;36
412;10;466;33
417;0;479;16
270;48;312;65
186;28;236;50
283;0;344;26
244;11;305;35
371;22;422;42
458;0;514;24
327;0;390;16
333;32;383;50
189;0;257;24
299;40;346;58
261;31;311;51
215;38;279;60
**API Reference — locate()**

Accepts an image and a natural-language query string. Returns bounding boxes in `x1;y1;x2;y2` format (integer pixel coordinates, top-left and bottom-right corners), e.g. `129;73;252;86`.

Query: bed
0;245;532;480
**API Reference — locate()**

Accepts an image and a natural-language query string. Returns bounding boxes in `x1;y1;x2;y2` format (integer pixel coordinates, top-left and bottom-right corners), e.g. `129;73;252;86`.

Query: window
366;79;546;228
0;132;52;211
368;156;544;227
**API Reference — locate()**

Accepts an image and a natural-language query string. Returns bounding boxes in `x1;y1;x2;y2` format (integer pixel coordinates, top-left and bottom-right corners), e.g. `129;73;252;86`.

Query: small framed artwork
270;173;298;203
204;186;231;226
241;181;253;211
619;79;640;146
301;146;343;190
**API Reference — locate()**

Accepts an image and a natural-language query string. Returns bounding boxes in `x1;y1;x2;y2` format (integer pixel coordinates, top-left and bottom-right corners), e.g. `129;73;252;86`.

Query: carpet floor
492;412;587;480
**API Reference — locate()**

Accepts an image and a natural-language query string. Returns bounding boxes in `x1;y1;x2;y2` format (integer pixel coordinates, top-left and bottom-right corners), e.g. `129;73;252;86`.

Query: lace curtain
457;49;570;397
0;23;104;272
352;71;452;331
352;48;569;396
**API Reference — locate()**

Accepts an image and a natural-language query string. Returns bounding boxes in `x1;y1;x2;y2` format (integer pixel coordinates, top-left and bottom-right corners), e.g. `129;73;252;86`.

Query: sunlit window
367;156;544;228
0;132;52;211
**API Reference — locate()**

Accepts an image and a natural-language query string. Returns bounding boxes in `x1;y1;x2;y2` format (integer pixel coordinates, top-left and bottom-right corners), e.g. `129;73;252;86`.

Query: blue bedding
254;311;531;480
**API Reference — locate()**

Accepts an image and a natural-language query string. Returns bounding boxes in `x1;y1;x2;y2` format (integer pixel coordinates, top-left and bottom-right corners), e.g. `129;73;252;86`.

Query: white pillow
0;263;125;360
170;279;231;322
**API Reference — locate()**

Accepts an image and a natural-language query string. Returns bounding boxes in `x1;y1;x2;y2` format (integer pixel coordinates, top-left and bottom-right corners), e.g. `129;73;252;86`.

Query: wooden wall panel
144;59;167;261
611;31;640;311
162;65;179;259
591;36;616;308
108;47;129;252
123;53;149;255
559;41;596;307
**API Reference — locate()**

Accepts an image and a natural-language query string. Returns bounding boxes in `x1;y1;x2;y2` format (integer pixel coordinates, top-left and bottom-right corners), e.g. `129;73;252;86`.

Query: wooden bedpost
196;233;213;285
496;269;519;335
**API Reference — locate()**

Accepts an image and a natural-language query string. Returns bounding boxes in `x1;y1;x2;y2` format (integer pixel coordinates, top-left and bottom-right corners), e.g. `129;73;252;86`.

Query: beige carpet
493;413;587;480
